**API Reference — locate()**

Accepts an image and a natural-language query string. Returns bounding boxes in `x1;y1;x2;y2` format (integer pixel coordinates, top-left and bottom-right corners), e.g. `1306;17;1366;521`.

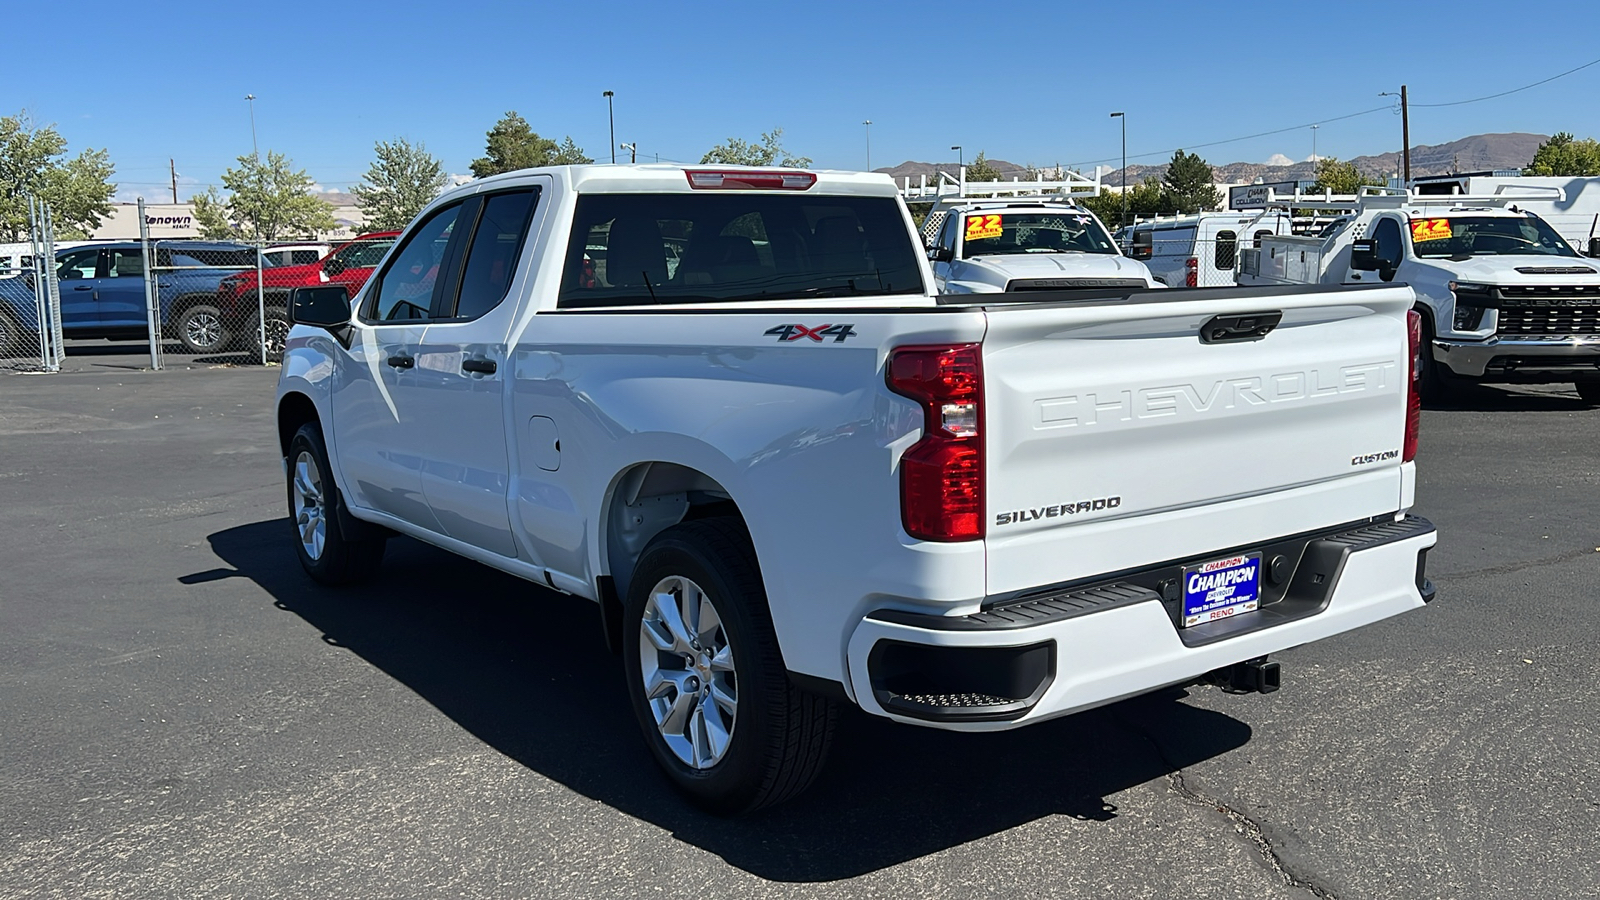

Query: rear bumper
1435;337;1600;380
845;515;1437;731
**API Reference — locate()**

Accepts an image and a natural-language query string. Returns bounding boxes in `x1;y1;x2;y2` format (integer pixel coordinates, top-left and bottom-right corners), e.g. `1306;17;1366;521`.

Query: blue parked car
0;241;261;355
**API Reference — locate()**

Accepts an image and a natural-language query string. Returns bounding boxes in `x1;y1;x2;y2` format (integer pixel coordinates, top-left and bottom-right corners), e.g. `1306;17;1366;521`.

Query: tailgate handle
1199;311;1282;344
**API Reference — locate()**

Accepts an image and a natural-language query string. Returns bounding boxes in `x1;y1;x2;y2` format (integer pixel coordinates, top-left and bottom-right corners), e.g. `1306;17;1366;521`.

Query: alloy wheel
638;575;738;769
292;450;327;560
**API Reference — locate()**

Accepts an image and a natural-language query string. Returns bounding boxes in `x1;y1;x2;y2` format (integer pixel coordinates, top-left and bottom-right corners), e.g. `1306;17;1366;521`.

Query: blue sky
6;0;1598;202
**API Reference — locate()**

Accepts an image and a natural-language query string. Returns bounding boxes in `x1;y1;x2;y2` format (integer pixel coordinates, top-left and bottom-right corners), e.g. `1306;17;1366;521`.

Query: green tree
700;128;811;168
1080;176;1169;225
965;151;1002;182
1524;132;1600;176
191;151;335;241
352;138;447;232
469;112;589;176
1162;149;1221;214
552;136;592;165
1310;156;1384;194
0;112;116;241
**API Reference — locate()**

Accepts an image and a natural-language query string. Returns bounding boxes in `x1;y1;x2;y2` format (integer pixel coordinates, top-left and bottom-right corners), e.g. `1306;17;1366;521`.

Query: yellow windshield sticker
1411;218;1453;242
965;214;1003;241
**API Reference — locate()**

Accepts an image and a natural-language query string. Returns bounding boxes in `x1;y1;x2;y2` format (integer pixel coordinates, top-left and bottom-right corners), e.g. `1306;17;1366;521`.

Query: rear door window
558;193;923;307
448;189;539;320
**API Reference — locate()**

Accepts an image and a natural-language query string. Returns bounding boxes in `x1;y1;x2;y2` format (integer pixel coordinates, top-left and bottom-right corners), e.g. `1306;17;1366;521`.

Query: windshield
961;211;1116;258
558;193;924;307
334;238;396;268
1410;215;1577;259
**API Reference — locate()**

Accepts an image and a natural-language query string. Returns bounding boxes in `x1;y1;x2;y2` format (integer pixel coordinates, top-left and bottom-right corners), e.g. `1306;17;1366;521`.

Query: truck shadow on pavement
1426;384;1596;412
198;519;1254;882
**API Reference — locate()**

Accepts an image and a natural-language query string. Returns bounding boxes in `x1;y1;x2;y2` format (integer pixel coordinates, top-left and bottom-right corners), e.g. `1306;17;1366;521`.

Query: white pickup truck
1237;187;1600;400
923;198;1159;292
276;164;1437;814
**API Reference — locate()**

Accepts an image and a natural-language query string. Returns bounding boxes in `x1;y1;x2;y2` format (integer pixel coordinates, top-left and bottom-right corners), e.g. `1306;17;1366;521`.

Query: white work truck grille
1496;289;1600;336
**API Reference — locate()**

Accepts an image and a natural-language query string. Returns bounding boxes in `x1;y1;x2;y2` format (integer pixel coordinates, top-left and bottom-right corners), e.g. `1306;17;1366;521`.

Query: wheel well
170;293;216;316
277;392;319;458
604;462;745;603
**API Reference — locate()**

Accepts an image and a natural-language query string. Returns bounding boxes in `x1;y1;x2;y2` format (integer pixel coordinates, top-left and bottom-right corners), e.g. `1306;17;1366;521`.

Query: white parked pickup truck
276;164;1437;814
923;198;1159;292
1237;187;1600;400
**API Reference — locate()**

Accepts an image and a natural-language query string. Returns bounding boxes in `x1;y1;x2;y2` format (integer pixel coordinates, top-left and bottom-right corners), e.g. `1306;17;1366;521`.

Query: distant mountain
1098;132;1549;186
876;133;1550;187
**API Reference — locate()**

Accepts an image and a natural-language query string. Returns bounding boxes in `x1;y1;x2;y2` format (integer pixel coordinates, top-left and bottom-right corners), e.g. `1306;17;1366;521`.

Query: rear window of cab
558;193;924;308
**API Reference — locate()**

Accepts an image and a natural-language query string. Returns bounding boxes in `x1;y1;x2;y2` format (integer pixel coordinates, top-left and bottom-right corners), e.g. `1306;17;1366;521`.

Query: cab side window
450;189;539;320
107;248;145;278
365;205;462;322
936;213;958;257
57;248;101;280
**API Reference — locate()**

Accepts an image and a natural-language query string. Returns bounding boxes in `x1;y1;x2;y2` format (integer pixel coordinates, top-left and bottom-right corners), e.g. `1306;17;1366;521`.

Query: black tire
256;306;290;363
1416;310;1465;402
175;303;231;354
0;306;35;360
1577;382;1600;405
286;421;386;585
622;518;836;815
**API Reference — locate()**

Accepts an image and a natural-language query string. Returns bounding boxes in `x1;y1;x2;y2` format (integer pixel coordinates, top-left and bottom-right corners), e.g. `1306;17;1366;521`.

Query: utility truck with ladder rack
1237;186;1600;400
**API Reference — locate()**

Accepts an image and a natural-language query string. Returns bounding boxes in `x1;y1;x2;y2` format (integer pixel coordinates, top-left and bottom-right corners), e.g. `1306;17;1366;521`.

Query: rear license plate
1182;553;1262;627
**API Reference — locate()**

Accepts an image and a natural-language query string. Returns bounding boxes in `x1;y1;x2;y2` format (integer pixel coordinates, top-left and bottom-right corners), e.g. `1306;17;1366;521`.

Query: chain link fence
0;198;65;372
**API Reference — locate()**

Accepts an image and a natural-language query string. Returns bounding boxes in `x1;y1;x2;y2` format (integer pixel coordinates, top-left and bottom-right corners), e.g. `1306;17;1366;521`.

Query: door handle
386;354;414;369
461;358;497;375
72;285;93;291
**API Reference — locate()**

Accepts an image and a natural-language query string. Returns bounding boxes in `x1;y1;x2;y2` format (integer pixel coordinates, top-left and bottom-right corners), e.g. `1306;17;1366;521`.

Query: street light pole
603;91;615;164
620;142;636;164
863;120;872;172
1311;123;1319;163
245;94;259;160
1109;112;1126;230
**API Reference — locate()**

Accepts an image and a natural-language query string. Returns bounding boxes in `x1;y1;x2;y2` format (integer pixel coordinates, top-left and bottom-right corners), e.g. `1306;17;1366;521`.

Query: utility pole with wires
1381;86;1411;184
170;159;178;204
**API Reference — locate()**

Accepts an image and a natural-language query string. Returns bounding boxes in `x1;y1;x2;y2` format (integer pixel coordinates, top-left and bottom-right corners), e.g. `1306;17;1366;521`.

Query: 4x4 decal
764;324;858;343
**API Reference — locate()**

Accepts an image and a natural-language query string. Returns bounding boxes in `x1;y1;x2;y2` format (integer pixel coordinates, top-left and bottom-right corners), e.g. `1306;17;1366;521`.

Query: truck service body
1236;186;1600;397
275;164;1436;812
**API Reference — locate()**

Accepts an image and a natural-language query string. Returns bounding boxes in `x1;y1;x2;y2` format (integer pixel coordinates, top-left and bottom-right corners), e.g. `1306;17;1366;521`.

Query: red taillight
684;169;817;190
1185;257;1198;287
887;344;983;541
1404;309;1422;462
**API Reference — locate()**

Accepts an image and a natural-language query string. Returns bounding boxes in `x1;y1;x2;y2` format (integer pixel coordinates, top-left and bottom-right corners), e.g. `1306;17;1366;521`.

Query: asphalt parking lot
2;345;1598;899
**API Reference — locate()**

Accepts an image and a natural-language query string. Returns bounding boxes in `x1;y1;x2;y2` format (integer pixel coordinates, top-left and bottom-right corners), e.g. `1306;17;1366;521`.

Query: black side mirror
290;286;352;333
1130;231;1153;260
1588;237;1600;259
1350;238;1380;271
928;247;954;263
323;256;348;276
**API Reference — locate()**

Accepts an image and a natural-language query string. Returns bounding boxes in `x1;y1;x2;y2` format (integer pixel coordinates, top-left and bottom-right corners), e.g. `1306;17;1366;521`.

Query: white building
91;193;367;241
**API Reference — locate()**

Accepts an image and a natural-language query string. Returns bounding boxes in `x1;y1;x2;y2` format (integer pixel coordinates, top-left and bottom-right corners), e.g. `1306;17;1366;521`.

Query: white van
1123;212;1292;287
0;242;33;279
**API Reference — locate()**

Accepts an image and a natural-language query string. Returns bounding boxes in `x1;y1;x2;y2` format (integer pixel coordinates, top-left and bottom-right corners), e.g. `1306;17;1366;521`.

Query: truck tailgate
979;284;1415;597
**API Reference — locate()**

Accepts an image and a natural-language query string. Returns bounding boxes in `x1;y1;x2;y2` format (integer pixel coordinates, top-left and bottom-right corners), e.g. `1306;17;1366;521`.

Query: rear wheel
1577;382;1600;404
286;421;386;585
623;518;836;815
256;306;291;363
176;303;230;354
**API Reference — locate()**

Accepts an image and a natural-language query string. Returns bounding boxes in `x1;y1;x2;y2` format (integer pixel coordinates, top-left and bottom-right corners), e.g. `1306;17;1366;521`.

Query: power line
1413;55;1600;108
1070;54;1600;172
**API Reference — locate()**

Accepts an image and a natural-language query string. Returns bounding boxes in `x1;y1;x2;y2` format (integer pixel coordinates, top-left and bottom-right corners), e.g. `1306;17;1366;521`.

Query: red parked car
214;231;400;358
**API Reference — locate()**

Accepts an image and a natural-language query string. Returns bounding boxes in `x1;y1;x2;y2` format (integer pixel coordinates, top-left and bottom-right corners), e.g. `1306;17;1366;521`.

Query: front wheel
1577;382;1600;405
286;421;386;585
1417;312;1465;402
176;303;231;354
623;518;836;815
